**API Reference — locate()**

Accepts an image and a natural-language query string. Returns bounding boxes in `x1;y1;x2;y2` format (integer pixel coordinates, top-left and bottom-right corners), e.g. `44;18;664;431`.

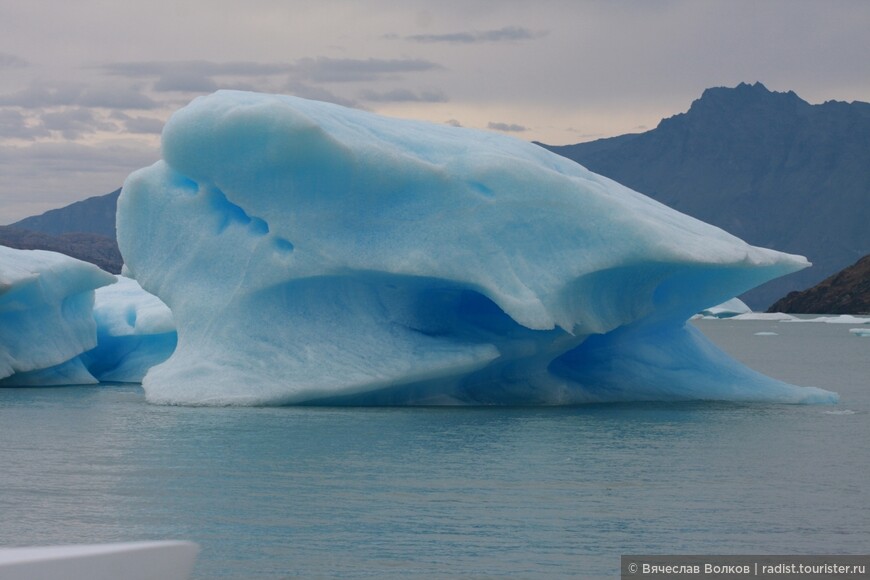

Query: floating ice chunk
849;328;870;337
0;246;115;386
80;276;177;383
754;331;778;336
118;91;838;405
699;297;752;318
732;312;799;321
787;315;870;324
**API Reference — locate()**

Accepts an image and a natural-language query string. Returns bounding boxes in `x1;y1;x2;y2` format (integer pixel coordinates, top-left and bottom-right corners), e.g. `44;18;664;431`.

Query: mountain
0;226;122;273
9;188;120;238
0;188;122;273
541;82;870;309
767;254;870;314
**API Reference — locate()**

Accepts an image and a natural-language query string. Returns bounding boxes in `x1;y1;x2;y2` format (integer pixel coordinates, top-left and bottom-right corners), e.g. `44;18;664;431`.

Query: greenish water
0;319;867;578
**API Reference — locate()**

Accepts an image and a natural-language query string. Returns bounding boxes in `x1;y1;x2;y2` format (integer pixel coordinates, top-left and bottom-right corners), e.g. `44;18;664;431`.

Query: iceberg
0;246;115;386
118;90;838;405
732;312;798;321
699;297;752;318
80;276;177;383
786;315;870;324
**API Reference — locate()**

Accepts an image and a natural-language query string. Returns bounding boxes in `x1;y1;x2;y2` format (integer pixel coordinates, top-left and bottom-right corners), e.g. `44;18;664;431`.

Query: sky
1;0;868;223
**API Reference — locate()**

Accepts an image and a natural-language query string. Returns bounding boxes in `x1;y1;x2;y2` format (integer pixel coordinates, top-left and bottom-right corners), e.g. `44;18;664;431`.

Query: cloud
294;57;441;83
359;88;447;103
283;81;358;108
103;60;294;78
101;58;442;97
1;106;127;143
40;108;118;140
444;119;462;127
405;26;547;44
0;140;160;224
0;109;49;140
0;52;28;68
153;72;219;93
110;111;166;134
488;121;528;132
102;60;295;93
0;80;159;109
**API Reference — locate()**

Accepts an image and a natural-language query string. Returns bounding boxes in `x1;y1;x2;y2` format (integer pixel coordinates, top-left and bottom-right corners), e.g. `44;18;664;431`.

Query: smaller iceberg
0;246;115;386
732;312;798;321
80;276;177;382
787;315;870;324
1;247;175;386
699;297;752;318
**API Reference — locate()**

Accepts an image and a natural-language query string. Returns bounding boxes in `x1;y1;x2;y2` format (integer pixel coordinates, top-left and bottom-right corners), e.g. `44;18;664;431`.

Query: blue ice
0;246;114;386
1;246;176;386
117;91;837;405
80;276;177;383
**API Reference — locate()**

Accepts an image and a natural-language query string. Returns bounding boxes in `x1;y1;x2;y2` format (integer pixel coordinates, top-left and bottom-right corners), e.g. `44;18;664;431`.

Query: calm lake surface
1;318;867;579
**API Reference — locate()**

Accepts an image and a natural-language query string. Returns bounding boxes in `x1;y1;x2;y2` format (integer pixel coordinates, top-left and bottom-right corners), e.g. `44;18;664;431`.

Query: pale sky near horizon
1;0;868;223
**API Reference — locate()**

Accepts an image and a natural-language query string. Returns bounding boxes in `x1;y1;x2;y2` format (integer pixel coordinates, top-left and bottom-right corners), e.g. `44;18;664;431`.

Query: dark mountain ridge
542;82;870;309
0;226;122;273
0;188;122;273
768;254;870;315
9;188;120;238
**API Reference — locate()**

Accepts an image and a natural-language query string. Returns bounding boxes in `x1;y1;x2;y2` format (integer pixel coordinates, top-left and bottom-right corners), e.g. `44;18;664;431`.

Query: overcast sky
1;0;868;223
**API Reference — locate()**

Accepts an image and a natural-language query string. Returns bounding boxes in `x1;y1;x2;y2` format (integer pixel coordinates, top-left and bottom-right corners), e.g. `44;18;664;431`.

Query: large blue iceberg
118;91;837;406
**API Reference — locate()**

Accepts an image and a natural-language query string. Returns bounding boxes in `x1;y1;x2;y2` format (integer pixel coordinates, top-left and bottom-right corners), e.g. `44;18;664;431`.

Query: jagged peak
693;81;807;109
654;82;811;130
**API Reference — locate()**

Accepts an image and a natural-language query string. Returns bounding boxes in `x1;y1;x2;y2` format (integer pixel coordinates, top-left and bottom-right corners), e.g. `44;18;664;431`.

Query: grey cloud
0;81;159;110
110;111;166;134
0;52;28;68
444;119;462;127
0;141;160;224
102;58;440;94
284;81;358;108
0;109;48;140
0;140;157;172
488;122;528;133
153;72;219;93
359;88;447;103
40;108;118;140
294;57;441;83
406;26;547;44
103;60;295;94
103;60;294;78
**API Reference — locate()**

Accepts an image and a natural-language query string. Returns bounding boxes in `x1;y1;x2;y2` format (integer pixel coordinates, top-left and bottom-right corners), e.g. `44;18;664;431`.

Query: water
0;319;867;578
